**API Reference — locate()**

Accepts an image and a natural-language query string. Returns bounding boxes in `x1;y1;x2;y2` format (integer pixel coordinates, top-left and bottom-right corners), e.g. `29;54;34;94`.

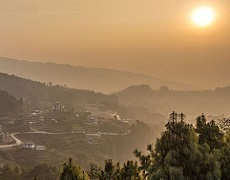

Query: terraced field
23;112;72;133
0;111;139;169
8;133;107;168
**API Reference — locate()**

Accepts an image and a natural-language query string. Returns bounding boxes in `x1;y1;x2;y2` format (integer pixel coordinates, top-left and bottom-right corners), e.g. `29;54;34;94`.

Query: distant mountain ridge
0;57;197;93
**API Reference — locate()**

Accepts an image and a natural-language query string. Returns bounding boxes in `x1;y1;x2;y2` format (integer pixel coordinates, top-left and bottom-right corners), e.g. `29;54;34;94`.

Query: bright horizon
0;0;230;89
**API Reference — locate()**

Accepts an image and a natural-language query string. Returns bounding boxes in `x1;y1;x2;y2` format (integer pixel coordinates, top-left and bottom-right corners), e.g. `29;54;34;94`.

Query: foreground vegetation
0;112;229;180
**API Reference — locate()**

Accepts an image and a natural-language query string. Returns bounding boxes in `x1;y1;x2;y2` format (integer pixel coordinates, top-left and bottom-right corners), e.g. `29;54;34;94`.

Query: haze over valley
0;57;197;93
0;0;230;179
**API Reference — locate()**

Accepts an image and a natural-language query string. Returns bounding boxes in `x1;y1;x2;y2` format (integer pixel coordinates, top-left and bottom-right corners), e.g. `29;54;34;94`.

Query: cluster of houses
20;142;46;151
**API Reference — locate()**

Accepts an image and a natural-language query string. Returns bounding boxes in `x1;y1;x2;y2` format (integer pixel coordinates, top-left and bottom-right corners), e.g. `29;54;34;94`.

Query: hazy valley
0;64;230;179
1;0;230;179
0;57;197;94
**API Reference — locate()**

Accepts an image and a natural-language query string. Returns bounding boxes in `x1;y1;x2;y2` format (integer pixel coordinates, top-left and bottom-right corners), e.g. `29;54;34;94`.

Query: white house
35;145;46;151
22;142;35;149
52;102;65;112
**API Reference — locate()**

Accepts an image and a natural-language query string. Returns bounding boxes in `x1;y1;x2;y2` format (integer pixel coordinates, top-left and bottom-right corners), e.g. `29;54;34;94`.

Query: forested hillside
0;73;118;111
0;73;165;128
116;84;230;117
0;89;23;113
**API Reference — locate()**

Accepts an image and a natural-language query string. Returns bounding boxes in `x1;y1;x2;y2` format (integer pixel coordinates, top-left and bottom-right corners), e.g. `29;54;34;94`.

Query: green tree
220;131;230;180
88;163;102;180
150;112;203;179
196;114;224;152
119;160;142;180
134;145;152;179
100;159;116;180
218;118;230;133
60;158;89;180
135;112;222;180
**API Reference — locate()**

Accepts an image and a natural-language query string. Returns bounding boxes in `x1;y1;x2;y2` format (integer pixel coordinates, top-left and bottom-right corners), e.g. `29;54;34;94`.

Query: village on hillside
0;101;133;167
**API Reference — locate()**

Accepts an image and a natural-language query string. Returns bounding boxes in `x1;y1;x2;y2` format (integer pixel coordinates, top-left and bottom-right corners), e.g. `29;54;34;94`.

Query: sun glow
192;7;215;27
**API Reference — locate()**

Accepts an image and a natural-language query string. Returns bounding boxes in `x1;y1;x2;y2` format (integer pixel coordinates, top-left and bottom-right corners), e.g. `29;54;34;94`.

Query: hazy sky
0;0;230;89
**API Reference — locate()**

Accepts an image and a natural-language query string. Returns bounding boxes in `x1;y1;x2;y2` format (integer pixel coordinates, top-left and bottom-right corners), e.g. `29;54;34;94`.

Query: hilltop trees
196;114;224;151
220;131;230;179
151;112;205;179
134;112;224;179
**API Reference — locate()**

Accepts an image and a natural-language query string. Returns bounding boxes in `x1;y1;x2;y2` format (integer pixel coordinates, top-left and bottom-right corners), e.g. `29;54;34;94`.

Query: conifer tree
220;131;230;180
88;163;102;180
135;112;222;180
196;114;224;152
60;158;89;180
119;160;143;180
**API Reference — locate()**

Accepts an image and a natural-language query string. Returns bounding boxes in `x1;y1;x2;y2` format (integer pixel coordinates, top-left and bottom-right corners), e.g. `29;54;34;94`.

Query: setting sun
192;7;215;27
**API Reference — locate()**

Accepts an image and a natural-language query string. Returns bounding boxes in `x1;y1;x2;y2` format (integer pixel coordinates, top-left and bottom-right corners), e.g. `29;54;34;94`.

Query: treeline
0;89;23;113
116;84;230;117
1;112;229;179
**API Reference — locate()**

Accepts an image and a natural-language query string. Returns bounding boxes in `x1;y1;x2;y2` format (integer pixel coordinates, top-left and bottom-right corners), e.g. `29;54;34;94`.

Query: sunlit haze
0;0;230;89
1;1;230;177
192;7;215;27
